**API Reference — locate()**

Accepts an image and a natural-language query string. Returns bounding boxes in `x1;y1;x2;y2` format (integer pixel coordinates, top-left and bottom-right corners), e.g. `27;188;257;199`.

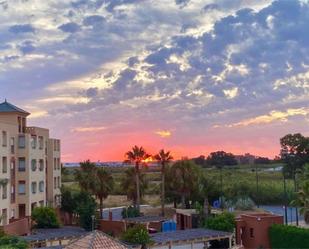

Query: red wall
236;214;283;249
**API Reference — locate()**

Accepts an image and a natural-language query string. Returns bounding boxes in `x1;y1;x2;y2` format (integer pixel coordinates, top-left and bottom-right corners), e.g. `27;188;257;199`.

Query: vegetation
94;168;114;219
165;160;201;208
0;230;28;249
121;206;140;219
31;207;60;228
121;224;152;249
120;167;148;205
125;146;150;212
204;212;235;232
154;149;173;217
269;224;309;248
74;191;97;231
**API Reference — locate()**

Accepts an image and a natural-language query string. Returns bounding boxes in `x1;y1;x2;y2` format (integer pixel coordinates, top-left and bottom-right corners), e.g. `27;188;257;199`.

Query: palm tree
94;168;114;219
166;160;201;208
125;146;150;211
291;181;309;223
75;160;97;192
154;149;173;217
120;167;148;206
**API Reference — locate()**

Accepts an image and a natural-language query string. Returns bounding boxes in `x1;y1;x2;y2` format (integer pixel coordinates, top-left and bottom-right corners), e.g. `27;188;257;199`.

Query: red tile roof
65;230;130;249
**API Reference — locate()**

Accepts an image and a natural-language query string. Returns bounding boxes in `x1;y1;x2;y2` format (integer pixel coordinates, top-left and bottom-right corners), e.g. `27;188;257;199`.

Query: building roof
23;226;87;242
64;230;130;249
0;100;30;115
124;216;167;223
151;228;232;246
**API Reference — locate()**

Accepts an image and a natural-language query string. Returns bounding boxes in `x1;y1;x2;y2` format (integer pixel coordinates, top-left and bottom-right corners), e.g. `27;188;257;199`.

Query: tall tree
291;181;309;224
280;133;309;225
166;160;201;208
94;168;114;219
120;167;148;206
125;146;150;211
154;149;173;217
207;151;237;201
75;160;97;192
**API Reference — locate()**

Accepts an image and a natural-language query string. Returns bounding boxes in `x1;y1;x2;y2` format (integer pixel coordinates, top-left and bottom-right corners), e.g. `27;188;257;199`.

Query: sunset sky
1;0;309;162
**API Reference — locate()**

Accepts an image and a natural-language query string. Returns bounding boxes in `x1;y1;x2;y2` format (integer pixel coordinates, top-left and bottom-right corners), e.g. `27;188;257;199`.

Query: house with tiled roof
65;230;132;249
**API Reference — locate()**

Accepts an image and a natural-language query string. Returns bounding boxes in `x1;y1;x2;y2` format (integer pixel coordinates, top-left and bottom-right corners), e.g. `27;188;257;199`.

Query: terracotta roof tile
65;230;130;249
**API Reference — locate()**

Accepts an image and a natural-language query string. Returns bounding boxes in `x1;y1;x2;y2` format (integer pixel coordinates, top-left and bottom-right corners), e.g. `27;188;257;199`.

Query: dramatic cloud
1;0;308;161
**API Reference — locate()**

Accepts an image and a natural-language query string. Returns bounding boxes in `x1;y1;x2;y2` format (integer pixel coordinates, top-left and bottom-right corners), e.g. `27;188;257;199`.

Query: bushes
0;232;28;249
121;206;140;218
269;224;309;248
32;207;60;228
121;224;152;249
204;212;235;232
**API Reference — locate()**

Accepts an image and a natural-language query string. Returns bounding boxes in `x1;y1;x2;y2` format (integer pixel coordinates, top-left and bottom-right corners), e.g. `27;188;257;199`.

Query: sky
1;0;309;162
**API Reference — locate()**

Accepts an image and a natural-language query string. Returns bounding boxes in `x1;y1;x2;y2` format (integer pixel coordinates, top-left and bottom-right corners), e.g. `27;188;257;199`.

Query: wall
99;220;126;237
236;214;283;249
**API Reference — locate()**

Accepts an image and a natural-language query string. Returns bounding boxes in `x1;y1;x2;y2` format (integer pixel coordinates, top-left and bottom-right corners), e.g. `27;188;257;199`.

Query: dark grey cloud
58;22;81;33
9;24;35;34
83;15;105;27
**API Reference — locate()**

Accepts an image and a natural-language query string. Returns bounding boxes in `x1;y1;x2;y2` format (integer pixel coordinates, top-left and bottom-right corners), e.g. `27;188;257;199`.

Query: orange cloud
71;126;107;132
155;130;172;138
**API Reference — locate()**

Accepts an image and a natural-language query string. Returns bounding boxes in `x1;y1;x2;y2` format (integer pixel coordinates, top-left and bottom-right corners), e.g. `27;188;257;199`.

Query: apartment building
0;100;61;226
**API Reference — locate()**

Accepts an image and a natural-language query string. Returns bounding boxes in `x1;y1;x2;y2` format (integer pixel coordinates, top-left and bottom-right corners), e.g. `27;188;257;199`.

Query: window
31;159;37;171
39;181;44;192
2;131;7;147
18;116;22;133
57;176;61;188
250;228;254;238
10;137;15;154
57;158;61;170
18;181;26;195
38;136;44;150
1;209;7;225
54;158;57;170
2;157;7;173
2;184;7;199
18;158;26;172
31;136;37;149
31;182;37;194
18;135;25;149
54;177;57;189
39;160;44;171
39;200;44;207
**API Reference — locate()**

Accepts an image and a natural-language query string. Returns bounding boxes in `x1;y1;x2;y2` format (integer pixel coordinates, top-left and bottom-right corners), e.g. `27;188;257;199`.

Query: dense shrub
74;191;97;231
121;224;152;249
31;207;60;228
269;224;309;248
0;232;28;249
234;197;255;210
121;206;140;218
204;212;235;232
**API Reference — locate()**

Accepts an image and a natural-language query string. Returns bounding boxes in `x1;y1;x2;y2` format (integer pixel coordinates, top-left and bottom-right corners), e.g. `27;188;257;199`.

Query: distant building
235;153;256;165
0;100;61;227
235;213;283;249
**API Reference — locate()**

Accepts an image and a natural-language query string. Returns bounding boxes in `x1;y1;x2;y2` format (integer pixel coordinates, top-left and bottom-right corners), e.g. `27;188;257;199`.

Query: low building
235;213;283;249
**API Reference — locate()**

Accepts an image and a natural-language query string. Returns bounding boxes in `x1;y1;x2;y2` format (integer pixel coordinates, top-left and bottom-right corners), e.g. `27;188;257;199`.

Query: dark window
250;228;254;238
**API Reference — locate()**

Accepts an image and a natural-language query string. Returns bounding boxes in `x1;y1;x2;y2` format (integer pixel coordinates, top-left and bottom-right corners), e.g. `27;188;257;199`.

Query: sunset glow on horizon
1;0;309;162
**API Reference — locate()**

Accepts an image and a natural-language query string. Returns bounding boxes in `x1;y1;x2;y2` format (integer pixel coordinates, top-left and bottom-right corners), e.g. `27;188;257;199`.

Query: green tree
207;151;237;200
74;191;97;231
125;146;150;211
121;224;152;249
120;167;148;206
204;212;235;232
166;160;201;208
75;160;97;192
291;181;309;223
94;168;114;219
154;149;173;217
31;207;60;228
